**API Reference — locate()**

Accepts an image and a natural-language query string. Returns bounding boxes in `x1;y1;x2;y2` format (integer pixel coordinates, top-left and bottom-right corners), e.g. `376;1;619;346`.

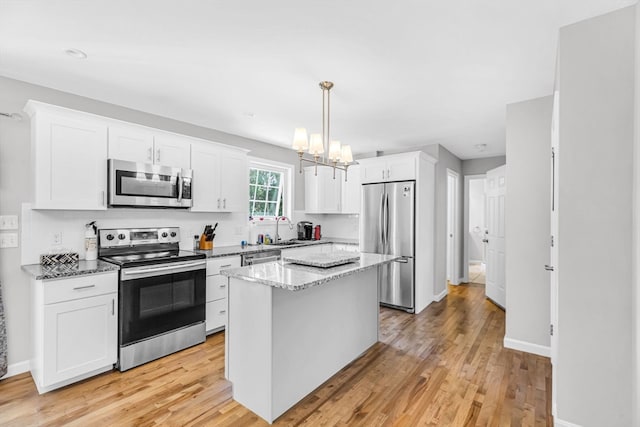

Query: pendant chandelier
292;81;353;181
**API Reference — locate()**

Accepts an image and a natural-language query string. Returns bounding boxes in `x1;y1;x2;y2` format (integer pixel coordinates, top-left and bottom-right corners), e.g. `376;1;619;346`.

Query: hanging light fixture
292;81;353;181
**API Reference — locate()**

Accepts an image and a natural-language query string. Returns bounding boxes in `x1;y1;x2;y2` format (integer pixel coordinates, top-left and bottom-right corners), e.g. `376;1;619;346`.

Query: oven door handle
121;260;205;279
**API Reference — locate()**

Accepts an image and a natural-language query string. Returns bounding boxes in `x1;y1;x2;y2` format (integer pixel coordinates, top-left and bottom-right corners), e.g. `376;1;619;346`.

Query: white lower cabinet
31;272;118;394
206;255;240;334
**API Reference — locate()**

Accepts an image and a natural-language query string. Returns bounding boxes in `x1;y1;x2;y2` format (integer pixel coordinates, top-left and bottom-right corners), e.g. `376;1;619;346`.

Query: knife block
199;234;213;250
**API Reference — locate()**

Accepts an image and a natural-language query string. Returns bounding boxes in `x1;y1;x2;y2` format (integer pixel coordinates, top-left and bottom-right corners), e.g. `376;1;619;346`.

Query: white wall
504;96;552;356
467;179;485;263
634;4;640;425
557;7;634;426
462;156;506;176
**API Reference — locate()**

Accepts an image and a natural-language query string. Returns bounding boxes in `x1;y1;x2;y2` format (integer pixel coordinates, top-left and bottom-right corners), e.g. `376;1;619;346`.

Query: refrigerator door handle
380;192;386;247
385;192;390;252
394;257;409;263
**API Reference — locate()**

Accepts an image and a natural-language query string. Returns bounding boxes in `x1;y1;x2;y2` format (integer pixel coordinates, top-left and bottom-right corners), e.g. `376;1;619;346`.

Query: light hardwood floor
0;283;552;426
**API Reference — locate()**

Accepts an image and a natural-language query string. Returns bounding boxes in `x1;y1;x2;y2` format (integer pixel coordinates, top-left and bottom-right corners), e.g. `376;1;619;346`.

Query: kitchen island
220;253;398;424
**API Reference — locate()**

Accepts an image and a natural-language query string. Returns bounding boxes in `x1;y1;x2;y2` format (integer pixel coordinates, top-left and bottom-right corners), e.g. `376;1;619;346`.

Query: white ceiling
0;0;635;159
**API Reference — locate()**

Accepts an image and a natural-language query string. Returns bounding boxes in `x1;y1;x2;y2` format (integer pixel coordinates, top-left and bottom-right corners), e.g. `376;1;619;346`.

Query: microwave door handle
177;171;183;202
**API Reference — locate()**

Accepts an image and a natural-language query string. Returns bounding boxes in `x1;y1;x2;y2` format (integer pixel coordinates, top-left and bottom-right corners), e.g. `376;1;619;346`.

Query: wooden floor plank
0;283;552;426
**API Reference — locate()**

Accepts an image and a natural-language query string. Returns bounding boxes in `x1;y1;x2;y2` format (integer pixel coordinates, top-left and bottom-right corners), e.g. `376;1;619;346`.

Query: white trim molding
0;360;30;380
554;418;583;427
503;337;551;358
434;288;448;302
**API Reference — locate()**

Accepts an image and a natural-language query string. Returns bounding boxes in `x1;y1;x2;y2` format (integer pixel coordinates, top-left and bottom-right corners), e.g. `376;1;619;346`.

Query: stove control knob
106;234;114;241
118;233;126;240
161;232;169;238
170;232;177;238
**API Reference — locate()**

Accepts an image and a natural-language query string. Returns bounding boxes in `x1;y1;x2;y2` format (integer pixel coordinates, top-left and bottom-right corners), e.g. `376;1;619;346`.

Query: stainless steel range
98;227;206;371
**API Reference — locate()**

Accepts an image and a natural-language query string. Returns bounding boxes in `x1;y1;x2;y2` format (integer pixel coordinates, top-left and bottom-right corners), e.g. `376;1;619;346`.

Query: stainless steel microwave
108;159;193;208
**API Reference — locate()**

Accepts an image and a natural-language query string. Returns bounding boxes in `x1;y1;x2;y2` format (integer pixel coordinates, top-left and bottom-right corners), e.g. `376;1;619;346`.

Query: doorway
446;169;460;285
463;174;488;284
467;177;487;284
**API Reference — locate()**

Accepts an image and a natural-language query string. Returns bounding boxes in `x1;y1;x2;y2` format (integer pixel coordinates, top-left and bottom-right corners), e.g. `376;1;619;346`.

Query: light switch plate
0;215;18;230
0;233;18;248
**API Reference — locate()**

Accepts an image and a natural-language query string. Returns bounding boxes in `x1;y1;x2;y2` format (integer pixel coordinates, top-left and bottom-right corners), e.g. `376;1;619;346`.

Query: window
248;158;292;218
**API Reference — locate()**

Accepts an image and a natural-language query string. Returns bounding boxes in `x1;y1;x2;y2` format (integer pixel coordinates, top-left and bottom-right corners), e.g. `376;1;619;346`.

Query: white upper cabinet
219;150;249;212
341;165;361;214
153;133;192;170
25;100;246;211
305;166;342;214
191;142;248;213
108;126;191;169
25;102;108;210
305;165;361;215
359;153;417;184
107;125;154;163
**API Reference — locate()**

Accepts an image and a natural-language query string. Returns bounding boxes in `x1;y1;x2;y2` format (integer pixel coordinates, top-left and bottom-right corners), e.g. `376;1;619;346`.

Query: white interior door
549;89;559;416
485;165;506;308
446;170;459;285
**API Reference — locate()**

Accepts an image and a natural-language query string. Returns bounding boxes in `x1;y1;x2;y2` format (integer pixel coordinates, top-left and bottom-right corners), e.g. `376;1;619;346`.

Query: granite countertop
194;237;358;259
220;253;398;291
22;260;120;281
20;238;360;280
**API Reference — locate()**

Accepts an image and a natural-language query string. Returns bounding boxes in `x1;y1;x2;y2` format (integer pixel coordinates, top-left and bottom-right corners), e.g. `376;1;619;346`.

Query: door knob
482;239;489;243
544;265;555;271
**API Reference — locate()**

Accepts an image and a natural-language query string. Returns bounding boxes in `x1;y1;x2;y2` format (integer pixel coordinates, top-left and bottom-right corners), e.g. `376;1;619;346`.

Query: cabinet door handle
156;148;161;162
382;170;385;180
220;264;232;268
73;284;95;291
219;309;227;314
544;265;555;271
387;168;390;179
217;198;221;209
147;147;152;161
219;284;227;288
111;299;115;315
223;198;226;209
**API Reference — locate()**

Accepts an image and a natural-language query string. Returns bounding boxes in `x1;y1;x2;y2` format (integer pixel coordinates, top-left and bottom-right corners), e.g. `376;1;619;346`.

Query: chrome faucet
275;216;293;243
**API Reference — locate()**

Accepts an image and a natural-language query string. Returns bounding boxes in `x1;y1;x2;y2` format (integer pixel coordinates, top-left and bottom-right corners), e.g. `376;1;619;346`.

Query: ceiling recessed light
65;48;87;59
474;143;487;152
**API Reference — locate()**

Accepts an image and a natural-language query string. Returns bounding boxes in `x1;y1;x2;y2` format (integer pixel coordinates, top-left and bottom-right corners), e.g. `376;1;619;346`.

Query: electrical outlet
0;233;18;248
0;215;18;230
52;232;62;245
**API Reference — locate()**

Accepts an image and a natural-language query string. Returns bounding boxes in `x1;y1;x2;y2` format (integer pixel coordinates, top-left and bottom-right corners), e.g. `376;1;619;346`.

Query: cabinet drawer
206;256;241;276
44;272;118;305
206;275;228;302
206;299;227;332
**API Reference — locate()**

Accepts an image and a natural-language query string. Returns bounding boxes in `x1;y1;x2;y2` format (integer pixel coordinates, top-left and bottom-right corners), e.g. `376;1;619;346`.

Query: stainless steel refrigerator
361;181;415;312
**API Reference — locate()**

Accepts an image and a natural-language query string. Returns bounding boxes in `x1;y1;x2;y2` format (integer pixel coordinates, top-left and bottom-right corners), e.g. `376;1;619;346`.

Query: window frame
248;157;293;220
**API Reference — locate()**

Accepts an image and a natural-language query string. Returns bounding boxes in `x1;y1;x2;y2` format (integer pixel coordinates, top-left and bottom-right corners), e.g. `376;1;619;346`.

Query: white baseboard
503;337;551;358
554;418;583;427
0;360;30;380
434;289;448;302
